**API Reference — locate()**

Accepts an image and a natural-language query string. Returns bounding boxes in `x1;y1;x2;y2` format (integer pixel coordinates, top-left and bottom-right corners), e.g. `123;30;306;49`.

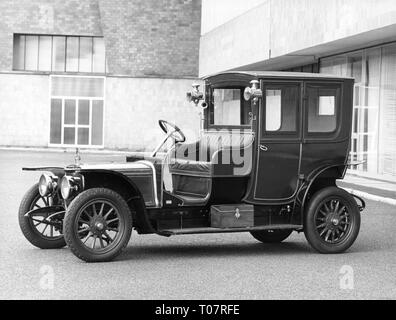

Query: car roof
203;71;354;81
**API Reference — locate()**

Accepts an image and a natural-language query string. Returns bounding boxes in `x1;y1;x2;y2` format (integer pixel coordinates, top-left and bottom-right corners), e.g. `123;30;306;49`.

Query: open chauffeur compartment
210;204;254;228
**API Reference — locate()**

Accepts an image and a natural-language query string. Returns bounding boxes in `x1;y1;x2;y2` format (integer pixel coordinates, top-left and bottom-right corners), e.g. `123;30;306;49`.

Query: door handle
259;145;268;151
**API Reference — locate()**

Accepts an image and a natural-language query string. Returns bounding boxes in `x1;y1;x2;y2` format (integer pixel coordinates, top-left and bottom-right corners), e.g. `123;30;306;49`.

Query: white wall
0;73;202;151
0;73;49;147
104;77;202;151
201;0;267;34
200;1;271;76
200;0;396;76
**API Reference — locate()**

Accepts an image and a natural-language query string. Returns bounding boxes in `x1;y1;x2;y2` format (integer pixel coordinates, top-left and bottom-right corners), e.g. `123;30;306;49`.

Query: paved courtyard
0;149;395;299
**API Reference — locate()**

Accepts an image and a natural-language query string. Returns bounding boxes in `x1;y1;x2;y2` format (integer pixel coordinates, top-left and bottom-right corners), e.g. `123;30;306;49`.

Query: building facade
0;0;202;151
200;0;396;181
2;0;395;181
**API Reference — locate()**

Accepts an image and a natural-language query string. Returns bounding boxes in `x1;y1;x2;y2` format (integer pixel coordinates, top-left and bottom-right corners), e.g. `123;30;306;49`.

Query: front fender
78;169;156;234
23;164;158;234
22;166;65;178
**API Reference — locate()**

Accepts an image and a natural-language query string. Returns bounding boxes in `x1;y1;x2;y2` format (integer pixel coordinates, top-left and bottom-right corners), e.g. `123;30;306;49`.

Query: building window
13;34;106;73
320;43;396;178
50;76;104;147
284;63;319;73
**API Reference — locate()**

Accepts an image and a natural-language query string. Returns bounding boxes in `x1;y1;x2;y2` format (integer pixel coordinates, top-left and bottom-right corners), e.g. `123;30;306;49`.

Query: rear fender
298;164;347;219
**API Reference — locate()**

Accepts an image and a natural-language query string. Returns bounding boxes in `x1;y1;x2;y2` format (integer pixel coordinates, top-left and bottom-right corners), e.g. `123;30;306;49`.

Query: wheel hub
331;217;339;226
95;222;104;231
91;217;106;235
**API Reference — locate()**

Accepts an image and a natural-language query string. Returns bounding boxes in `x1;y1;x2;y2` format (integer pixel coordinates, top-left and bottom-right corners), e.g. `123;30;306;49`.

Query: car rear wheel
63;188;132;262
304;186;360;254
18;183;66;249
250;229;293;243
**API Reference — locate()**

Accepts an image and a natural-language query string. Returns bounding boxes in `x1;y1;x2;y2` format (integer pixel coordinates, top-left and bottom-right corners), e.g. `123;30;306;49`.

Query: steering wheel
158;120;186;143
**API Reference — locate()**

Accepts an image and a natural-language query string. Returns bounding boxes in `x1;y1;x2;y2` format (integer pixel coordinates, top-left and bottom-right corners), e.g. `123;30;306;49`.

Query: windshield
209;88;252;126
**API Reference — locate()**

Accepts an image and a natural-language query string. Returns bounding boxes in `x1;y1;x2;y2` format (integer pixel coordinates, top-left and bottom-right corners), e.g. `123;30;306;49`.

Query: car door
249;80;302;203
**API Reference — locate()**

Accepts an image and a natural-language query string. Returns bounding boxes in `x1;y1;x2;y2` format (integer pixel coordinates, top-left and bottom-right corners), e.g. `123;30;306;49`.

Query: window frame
12;34;106;74
304;81;343;140
260;80;302;141
48;75;106;148
207;85;252;130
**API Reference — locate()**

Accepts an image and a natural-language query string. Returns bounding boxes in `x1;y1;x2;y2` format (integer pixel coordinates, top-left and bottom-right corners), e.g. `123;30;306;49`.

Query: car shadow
119;241;312;261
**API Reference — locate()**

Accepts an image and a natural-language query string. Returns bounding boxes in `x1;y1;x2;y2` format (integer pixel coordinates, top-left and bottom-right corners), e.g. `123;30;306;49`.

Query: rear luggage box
211;204;254;228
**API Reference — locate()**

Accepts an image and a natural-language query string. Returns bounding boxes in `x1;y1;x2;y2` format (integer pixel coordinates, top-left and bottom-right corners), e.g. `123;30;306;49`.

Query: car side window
209;88;252;126
262;84;299;136
307;85;340;133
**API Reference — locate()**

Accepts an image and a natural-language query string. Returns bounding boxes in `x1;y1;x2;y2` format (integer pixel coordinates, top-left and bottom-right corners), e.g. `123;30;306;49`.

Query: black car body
19;71;365;262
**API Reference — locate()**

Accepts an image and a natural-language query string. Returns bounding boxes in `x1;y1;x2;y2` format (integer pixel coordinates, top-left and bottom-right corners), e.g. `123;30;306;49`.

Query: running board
158;224;303;236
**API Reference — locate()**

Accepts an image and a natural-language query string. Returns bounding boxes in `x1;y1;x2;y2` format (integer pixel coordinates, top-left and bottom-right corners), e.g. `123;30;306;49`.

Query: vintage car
19;71;365;262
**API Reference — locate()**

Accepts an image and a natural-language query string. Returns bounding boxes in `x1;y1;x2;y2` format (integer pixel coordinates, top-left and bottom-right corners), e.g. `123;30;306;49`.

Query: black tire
18;183;66;249
304;186;360;254
63;188;132;262
250;229;293;243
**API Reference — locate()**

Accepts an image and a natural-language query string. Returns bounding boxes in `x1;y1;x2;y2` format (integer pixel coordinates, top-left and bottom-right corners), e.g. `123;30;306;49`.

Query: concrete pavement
340;174;396;199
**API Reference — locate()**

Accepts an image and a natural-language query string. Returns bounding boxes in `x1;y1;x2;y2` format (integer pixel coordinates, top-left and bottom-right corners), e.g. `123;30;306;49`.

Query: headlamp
38;173;57;197
60;175;74;200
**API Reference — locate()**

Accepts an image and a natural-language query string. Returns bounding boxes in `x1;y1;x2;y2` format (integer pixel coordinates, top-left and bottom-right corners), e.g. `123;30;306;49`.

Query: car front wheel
63;188;132;262
304;186;360;254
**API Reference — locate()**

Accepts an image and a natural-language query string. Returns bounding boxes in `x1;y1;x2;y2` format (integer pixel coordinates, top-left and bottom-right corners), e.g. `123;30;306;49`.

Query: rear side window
262;84;299;135
307;85;340;133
